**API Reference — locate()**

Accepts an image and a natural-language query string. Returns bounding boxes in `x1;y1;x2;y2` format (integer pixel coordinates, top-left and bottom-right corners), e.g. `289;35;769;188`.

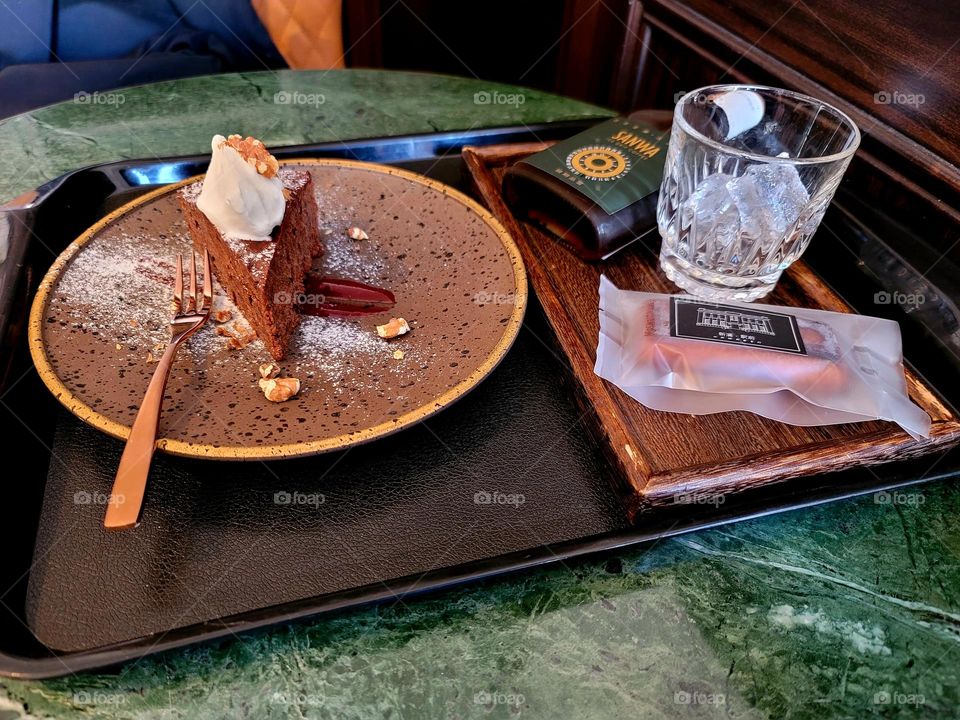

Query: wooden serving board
463;141;960;521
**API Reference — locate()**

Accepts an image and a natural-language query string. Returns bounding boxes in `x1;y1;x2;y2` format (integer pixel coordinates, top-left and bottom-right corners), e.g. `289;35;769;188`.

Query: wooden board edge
641;420;960;505
462;146;655;503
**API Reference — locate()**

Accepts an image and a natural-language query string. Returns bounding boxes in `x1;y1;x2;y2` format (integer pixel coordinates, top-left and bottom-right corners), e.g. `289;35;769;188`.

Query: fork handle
104;342;178;529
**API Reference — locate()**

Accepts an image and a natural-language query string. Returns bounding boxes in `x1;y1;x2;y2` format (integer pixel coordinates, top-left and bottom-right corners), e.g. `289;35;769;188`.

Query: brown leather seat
252;0;345;69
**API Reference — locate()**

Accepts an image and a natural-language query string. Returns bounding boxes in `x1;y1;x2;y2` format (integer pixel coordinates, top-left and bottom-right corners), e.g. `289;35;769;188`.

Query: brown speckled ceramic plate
28;159;526;459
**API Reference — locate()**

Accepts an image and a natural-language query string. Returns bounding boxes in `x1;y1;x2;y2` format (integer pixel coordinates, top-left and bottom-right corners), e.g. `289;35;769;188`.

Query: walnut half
259;377;301;402
223;134;280;178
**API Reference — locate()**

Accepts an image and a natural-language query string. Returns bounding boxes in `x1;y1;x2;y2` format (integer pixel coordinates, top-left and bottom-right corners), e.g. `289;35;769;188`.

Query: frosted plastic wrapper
594;276;931;439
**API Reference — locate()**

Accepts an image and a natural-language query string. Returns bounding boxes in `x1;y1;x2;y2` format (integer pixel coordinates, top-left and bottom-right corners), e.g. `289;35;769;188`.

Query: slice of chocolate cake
178;159;320;360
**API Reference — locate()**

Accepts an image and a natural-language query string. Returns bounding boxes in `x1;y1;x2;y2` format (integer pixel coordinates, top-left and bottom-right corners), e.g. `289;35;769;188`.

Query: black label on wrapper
669;297;807;355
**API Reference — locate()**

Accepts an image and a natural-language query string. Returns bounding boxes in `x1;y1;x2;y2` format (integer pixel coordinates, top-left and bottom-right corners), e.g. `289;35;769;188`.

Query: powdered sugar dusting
278;167;309;191
53;227;268;369
317;232;385;281
296;316;385;358
312;182;387;282
179;182;201;202
51;222;415;390
292;316;404;380
40;161;516;452
55;230;176;352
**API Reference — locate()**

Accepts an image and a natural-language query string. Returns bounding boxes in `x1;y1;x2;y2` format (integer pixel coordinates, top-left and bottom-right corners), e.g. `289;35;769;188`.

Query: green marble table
2;70;959;720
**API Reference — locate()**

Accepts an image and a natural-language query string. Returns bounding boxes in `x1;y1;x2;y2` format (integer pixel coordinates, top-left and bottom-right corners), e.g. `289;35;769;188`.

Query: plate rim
28;157;528;460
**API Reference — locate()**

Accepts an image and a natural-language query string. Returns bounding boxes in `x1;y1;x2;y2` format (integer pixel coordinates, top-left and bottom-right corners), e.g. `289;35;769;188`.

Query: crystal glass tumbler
657;85;860;301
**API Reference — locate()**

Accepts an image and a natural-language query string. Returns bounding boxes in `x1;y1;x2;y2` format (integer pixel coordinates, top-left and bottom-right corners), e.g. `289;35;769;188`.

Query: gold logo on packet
566;146;632;181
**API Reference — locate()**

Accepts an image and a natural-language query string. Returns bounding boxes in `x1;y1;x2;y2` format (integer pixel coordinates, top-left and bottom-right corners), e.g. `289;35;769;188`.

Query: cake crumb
259;362;281;379
115;343;123;350
146;341;165;363
377;317;410;339
393;349;404;360
228;332;256;350
218;321;257;350
212;309;233;323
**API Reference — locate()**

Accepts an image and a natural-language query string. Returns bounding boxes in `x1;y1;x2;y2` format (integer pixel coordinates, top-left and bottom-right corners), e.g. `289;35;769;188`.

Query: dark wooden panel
677;0;960;169
342;0;384;68
611;0;960;197
355;0;566;89
554;0;633;103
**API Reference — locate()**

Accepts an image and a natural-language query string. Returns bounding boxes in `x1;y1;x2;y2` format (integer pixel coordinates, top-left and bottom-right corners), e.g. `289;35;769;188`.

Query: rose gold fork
104;250;212;530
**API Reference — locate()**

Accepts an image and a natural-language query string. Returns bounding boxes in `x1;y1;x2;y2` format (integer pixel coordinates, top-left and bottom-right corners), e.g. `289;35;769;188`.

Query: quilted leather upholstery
252;0;345;69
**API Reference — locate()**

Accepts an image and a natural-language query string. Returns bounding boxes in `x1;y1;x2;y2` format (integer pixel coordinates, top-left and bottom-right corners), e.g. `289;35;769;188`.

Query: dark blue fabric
55;0;281;69
0;0;54;66
0;0;283;117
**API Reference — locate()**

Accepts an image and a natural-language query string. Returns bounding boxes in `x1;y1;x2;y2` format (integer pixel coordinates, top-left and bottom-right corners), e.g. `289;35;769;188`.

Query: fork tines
173;250;212;316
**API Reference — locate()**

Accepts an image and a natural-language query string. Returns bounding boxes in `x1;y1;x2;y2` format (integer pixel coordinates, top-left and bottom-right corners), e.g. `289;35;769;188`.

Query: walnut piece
227;331;257;350
259;377;300;402
146;341;165;363
376;317;410;339
212;309;233;323
218;322;257;350
222;134;280;178
259;362;281;379
347;226;369;240
393;349;405;360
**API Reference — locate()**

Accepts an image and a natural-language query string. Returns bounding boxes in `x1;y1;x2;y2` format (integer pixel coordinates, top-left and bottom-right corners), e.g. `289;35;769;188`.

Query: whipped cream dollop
196;134;285;241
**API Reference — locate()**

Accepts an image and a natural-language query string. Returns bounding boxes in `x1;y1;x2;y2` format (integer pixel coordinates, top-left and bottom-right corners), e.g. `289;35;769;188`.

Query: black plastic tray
1;122;958;679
